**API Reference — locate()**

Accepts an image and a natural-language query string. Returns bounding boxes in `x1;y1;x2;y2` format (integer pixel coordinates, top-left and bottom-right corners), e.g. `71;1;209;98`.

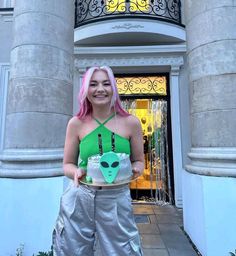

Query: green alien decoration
99;152;120;183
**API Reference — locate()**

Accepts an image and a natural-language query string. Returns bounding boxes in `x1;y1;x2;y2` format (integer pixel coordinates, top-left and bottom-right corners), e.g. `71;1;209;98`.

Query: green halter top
79;114;131;169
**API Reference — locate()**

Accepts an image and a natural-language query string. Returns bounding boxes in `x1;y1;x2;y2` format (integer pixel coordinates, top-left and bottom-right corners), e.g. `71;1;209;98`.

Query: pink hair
77;66;130;119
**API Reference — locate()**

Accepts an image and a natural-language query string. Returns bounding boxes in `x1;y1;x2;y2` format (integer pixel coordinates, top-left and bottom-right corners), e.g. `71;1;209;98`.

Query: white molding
0;148;64;161
188;147;236;161
112;23;145;30
170;65;184;208
74;19;186;44
0;9;14;22
74;44;186;55
0;168;63;178
74;52;184;70
0;64;10;153
186;147;236;177
0;148;64;178
74;45;186;71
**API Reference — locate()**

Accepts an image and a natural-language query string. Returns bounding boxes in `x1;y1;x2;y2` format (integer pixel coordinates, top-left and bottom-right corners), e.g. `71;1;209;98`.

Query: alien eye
101;161;109;168
111;161;119;168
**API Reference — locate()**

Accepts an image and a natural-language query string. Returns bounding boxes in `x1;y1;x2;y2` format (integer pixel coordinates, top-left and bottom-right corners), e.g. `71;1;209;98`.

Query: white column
0;1;74;254
0;0;75;178
183;1;236;255
170;65;184;208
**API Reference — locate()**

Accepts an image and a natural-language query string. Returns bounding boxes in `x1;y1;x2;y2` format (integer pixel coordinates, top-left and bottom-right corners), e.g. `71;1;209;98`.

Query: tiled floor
134;204;198;256
95;203;198;256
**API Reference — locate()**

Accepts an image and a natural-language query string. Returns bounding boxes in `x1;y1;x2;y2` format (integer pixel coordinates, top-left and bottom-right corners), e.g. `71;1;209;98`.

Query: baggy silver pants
52;182;143;256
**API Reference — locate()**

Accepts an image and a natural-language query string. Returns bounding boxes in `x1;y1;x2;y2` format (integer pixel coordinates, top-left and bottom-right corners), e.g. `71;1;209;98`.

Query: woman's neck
92;108;115;121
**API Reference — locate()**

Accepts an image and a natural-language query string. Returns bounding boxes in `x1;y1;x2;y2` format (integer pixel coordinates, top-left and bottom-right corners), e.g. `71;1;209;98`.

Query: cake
86;152;132;184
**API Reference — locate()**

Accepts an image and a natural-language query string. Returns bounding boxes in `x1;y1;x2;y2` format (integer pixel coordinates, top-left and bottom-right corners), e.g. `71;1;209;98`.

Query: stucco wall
0;177;64;255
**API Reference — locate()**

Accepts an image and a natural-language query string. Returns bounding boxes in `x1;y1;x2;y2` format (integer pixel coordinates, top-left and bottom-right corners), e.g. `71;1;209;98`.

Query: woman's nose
97;83;105;91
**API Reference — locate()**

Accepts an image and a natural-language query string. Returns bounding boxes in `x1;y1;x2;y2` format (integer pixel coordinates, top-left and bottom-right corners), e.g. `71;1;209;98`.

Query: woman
53;66;144;255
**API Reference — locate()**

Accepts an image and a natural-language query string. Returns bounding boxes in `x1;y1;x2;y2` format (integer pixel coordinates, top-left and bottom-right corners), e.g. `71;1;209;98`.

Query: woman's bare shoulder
124;114;141;127
116;114;141;135
67;116;84;130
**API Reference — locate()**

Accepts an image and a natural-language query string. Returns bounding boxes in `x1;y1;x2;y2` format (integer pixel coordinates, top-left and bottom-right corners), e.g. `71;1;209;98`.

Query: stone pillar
0;0;74;178
0;0;74;254
183;1;236;255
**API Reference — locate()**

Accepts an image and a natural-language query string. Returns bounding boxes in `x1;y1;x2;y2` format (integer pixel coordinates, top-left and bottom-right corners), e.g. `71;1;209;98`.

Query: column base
186;147;236;177
0;149;64;178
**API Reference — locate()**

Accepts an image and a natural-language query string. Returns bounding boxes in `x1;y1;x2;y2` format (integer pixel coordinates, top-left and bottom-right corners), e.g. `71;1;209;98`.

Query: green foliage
229;249;236;256
15;244;53;256
16;244;24;256
34;251;53;256
33;246;53;256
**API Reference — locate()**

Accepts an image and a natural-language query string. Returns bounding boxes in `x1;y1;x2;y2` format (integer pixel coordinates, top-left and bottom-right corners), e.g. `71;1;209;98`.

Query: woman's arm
128;116;145;178
63;117;85;185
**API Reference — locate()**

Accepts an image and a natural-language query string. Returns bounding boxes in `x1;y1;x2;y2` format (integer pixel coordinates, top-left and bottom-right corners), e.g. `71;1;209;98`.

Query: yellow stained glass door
121;98;173;204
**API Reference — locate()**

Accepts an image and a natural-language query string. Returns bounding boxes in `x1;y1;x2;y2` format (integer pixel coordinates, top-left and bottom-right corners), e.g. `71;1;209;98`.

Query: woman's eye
90;83;97;87
103;83;111;86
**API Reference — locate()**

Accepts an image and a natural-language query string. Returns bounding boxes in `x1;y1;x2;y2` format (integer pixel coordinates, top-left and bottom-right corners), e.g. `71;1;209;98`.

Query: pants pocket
126;234;143;256
52;217;65;255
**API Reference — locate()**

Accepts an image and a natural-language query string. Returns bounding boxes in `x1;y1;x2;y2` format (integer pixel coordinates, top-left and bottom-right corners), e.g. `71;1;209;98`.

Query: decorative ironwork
75;0;182;27
116;76;167;95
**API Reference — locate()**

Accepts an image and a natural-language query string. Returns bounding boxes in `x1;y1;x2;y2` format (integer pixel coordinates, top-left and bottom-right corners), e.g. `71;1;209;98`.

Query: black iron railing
75;0;182;28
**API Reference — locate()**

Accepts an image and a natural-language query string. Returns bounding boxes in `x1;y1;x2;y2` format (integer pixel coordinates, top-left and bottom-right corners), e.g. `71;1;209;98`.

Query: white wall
0;177;64;256
183;171;236;256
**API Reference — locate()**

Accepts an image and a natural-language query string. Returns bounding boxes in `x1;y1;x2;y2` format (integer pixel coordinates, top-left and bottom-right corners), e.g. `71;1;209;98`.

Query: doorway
121;98;173;204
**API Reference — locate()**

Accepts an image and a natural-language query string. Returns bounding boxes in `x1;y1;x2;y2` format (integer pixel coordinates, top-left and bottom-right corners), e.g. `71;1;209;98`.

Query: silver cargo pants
52;182;143;256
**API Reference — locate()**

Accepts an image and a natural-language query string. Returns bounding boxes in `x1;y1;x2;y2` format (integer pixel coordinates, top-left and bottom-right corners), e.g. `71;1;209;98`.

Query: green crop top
79;114;131;169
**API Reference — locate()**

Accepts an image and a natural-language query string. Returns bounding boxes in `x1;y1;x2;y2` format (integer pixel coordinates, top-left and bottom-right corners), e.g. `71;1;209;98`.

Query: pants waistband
79;182;128;191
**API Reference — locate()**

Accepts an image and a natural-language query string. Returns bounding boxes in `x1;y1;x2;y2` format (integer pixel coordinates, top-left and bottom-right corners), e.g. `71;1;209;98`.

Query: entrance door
121;98;173;204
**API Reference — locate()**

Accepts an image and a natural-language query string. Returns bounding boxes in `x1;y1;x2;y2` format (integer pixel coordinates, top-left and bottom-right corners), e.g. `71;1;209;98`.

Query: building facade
0;0;235;255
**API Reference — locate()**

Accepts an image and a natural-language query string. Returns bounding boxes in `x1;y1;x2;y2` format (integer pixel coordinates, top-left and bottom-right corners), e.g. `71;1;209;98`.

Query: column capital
170;65;182;76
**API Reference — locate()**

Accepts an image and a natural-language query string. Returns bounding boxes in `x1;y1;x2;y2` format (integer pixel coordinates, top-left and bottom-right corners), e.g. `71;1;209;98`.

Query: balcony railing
75;0;182;28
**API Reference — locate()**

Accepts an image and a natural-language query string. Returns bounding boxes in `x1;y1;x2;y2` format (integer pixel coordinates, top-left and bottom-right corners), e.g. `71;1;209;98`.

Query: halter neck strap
93;113;115;125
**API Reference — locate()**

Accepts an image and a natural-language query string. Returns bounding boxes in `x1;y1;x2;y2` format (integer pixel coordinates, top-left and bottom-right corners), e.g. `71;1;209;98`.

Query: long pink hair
77;66;130;119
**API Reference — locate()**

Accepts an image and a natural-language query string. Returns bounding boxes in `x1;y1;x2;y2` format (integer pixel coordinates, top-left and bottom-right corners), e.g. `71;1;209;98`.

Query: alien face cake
86;152;132;184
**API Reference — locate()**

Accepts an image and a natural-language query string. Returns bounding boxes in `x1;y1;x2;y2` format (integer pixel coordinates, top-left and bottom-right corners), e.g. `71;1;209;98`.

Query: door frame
74;47;185;207
117;72;175;204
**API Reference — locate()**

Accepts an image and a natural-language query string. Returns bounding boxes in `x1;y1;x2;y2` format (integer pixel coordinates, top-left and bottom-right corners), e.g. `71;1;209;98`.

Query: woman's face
87;70;113;107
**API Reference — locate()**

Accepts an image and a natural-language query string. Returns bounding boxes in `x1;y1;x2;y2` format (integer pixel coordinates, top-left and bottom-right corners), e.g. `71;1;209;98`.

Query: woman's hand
74;168;86;186
132;166;142;179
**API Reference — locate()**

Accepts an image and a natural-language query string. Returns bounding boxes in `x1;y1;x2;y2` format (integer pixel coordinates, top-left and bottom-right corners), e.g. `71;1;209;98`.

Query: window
106;0;149;13
130;0;149;12
106;0;126;12
116;76;167;96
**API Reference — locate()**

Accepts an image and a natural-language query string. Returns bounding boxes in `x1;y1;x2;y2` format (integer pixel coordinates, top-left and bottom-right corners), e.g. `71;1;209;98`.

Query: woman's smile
93;94;108;97
87;70;113;106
